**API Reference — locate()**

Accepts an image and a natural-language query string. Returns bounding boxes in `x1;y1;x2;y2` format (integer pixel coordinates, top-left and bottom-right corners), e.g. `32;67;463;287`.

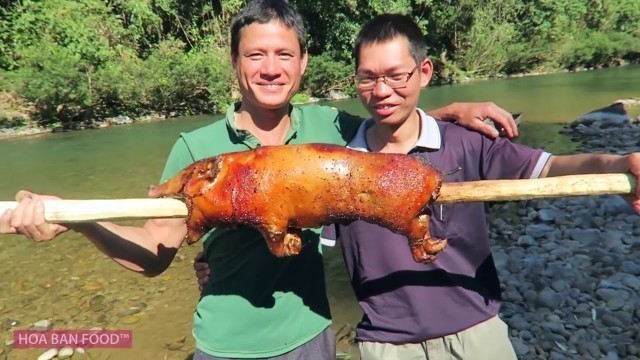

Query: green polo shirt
159;102;363;358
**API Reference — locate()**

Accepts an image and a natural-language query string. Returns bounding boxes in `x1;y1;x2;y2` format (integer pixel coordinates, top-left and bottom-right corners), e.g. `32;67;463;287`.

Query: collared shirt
321;109;551;343
159;102;362;358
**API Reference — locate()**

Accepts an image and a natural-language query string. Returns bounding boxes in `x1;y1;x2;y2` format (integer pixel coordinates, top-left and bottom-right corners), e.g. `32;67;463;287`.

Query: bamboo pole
0;173;635;223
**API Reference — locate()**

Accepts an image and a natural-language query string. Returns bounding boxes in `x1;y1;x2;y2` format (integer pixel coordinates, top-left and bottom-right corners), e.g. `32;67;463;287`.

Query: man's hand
430;102;519;139
193;251;211;292
0;190;69;240
625;153;640;214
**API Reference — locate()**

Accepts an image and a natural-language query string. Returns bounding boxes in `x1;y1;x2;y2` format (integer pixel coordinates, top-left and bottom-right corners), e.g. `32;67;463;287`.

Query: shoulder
178;116;242;160
437;121;487;147
296;104;364;141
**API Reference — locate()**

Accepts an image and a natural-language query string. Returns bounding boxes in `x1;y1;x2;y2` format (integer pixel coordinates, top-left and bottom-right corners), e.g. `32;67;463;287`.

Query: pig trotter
406;212;448;263
257;224;302;258
410;236;448;263
283;228;303;256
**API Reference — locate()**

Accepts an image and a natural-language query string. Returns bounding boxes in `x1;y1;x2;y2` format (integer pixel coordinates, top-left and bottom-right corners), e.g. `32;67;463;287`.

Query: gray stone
612;311;633;326
512;338;531;356
607;298;626;311
596;288;618;301
508;316;530;331
548;351;567;360
578;341;602;357
620;261;640;275
57;348;74;359
536;288;563;310
520;330;533;341
601;314;624;327
574;318;592;327
37;349;58;360
623;276;640;290
568;228;602;243
517;235;537;247
538;208;565;222
541;321;565;333
526;224;556;238
31;319;52;331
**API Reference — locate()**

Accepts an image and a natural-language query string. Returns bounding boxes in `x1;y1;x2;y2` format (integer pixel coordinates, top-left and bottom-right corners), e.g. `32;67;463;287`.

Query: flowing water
0;66;639;360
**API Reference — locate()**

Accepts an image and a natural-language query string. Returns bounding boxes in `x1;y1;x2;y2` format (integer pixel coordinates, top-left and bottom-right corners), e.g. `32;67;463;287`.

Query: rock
568;228;601;243
579;341;602;357
492;250;509;269
606;298;625;311
536;288;563;309
57;347;74;359
4;319;20;328
120;315;140;325
623;276;640;290
601;314;624;327
31;319;52;330
512;338;530;356
165;335;186;351
620;261;640;276
118;307;143;317
508;316;529;331
538;208;565;222
596;288;618;302
517;235;537;247
37;349;58;360
525;224;556;238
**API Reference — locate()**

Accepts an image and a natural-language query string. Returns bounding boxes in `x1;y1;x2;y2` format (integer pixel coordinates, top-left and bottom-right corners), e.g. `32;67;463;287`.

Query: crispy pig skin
148;143;447;263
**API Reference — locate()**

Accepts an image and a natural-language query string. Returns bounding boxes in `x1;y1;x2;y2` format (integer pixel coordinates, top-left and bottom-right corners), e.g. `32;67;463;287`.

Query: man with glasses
317;13;640;360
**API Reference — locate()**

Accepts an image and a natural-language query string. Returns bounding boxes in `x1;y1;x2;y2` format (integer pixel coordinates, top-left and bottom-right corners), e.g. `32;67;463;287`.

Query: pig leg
283;227;303;255
184;204;208;245
256;223;303;257
404;212;447;263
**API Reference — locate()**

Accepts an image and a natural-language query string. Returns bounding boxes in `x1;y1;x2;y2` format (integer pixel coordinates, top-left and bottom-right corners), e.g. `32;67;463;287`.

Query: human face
233;20;308;111
356;37;432;126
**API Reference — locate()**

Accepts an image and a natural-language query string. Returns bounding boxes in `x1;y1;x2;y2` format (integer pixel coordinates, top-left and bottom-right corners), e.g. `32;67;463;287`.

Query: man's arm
540;154;629;177
0;190;187;277
428;102;519;139
71;218;187;277
540;153;640;213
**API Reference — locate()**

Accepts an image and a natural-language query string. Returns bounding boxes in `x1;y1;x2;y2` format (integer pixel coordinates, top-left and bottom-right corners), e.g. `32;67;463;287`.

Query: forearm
426;103;458;122
68;218;186;277
542;154;629;178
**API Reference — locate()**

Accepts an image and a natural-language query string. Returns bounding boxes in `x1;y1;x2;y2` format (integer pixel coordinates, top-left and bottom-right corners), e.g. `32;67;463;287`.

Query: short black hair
353;14;427;71
230;0;307;61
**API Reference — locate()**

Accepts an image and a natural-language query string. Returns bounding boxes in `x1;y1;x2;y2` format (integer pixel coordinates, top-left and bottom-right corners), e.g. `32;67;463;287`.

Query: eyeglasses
354;66;419;91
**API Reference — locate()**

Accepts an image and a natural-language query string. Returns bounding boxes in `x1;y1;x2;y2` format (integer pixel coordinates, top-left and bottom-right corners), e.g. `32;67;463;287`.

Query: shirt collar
224;102;300;146
347;108;442;152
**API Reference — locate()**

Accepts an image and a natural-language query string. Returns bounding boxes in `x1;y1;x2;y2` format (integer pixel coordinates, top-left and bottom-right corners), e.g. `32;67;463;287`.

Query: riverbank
486;111;640;359
2;65;638;142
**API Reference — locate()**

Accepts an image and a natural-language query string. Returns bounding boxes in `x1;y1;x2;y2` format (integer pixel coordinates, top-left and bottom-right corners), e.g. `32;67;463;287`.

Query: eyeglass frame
354;65;420;91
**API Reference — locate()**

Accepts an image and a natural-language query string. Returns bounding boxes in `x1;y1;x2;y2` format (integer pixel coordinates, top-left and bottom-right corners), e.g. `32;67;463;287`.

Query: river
0;66;639;360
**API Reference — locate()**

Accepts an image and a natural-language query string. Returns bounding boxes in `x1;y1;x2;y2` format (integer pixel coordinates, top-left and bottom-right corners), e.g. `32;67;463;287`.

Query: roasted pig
148;143;447;263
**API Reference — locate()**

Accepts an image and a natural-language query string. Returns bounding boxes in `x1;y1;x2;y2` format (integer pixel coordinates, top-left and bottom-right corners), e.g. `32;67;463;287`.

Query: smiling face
232;20;308;112
356;36;432;126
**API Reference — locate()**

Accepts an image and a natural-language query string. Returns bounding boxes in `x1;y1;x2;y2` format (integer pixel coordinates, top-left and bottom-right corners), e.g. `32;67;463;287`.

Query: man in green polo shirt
1;0;520;359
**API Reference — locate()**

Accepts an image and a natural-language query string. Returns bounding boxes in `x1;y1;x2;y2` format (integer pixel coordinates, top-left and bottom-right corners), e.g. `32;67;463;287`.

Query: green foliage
291;92;311;104
302;53;356;98
0;0;638;128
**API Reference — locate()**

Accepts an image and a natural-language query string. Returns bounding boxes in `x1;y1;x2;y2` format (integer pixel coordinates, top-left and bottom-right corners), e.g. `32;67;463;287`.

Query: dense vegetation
1;0;639;128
